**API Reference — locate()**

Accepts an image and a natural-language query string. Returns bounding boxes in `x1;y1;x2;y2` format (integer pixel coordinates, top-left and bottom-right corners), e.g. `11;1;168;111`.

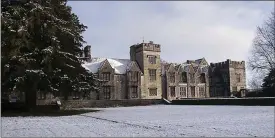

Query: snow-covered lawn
2;105;274;137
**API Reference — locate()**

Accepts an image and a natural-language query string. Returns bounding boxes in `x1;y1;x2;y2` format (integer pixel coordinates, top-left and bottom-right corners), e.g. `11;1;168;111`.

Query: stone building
130;41;162;99
82;41;162;100
81;41;246;100
35;40;246;102
82;58;143;100
209;59;246;97
161;58;210;101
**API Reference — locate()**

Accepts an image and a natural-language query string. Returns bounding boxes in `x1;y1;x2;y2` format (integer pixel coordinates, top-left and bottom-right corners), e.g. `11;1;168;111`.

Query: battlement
130;41;161;52
230;60;245;68
210;60;230;68
210;59;245;69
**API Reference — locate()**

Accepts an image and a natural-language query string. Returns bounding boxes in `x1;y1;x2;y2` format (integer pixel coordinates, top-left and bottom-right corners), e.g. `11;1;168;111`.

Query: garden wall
172;97;275;106
61;99;164;108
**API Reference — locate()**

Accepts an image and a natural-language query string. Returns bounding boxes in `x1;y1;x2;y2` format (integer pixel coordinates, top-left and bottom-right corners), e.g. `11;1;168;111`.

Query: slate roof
82;57;134;74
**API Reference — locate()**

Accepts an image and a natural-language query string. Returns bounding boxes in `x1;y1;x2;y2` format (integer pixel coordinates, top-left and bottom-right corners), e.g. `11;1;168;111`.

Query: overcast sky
68;1;273;64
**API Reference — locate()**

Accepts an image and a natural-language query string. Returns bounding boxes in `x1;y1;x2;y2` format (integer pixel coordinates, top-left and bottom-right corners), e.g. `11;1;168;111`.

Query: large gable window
131;86;138;98
130;71;138;81
200;73;206;83
103;86;111;99
102;72;111;81
190;73;195;83
181;72;187;83
170;72;175;83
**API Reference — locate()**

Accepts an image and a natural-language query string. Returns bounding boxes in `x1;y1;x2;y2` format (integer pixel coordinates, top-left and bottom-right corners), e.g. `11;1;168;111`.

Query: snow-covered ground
2;105;274;137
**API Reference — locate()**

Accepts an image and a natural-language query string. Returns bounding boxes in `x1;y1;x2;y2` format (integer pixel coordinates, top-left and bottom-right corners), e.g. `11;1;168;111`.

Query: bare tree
248;12;275;73
248;73;263;90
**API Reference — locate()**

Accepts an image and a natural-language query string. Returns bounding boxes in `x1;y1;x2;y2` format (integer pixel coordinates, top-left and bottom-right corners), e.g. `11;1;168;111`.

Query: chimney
84;45;91;61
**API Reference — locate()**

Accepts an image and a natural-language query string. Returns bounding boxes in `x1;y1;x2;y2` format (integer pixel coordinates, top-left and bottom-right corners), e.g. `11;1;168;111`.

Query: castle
80;41;247;101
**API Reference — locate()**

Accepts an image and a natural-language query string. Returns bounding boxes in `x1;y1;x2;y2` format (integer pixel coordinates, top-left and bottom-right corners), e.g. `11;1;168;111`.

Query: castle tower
228;59;246;96
209;59;246;97
130;41;162;99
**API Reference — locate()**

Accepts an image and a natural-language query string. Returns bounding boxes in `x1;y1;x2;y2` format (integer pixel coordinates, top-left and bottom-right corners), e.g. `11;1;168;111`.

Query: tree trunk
25;88;37;110
25;78;38;110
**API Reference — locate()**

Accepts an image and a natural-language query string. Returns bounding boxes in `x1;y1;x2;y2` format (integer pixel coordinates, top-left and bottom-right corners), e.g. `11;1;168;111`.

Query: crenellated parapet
229;60;245;69
210;59;245;69
130;41;161;53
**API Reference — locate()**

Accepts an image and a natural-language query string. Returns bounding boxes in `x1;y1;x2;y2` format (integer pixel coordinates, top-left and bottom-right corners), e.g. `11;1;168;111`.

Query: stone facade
82;58;143;100
35;41;246;102
209;59;246;97
161;58;210;101
130;41;162;99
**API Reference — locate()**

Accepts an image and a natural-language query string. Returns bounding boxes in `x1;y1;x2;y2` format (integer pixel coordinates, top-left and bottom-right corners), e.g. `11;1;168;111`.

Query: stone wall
61;99;164;108
172;97;275;106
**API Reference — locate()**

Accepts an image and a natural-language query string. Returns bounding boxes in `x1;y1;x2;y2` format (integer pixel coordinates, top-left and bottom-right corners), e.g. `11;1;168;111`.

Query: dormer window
190;73;195;83
181;72;187;83
130;71;138;81
200;73;206;83
170;72;175;83
102;72;110;81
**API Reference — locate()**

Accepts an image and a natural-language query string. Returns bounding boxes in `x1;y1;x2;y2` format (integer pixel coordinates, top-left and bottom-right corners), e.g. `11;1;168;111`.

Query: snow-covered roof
82;58;134;74
161;58;209;75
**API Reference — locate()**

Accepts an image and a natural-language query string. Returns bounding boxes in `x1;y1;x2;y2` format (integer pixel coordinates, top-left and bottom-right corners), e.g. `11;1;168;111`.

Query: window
190;73;195;83
103;86;111;99
149;69;156;81
102;72;111;81
200;73;206;83
191;86;195;97
148;55;156;64
116;75;121;81
149;88;157;96
180;87;187;97
131;86;138;98
232;86;237;92
236;73;241;82
199;87;205;97
181;72;187;83
170;72;175;83
37;91;46;100
130;71;138;81
170;86;175;97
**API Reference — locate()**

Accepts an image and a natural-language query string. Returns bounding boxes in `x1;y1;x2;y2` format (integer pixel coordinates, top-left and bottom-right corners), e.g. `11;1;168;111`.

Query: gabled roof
160;58;210;74
195;58;203;65
82;57;136;74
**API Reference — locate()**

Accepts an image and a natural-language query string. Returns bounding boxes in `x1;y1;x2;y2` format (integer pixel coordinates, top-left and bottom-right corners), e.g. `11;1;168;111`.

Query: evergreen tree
262;68;275;97
1;0;98;108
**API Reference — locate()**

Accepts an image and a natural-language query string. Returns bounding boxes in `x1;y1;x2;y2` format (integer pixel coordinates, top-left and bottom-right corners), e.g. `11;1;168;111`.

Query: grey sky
68;1;273;64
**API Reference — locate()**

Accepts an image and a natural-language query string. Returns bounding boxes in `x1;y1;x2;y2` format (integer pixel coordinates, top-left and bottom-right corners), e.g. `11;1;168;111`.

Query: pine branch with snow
1;0;98;107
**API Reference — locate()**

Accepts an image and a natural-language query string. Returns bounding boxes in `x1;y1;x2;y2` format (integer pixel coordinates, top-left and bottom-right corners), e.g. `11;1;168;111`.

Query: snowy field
1;105;274;137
